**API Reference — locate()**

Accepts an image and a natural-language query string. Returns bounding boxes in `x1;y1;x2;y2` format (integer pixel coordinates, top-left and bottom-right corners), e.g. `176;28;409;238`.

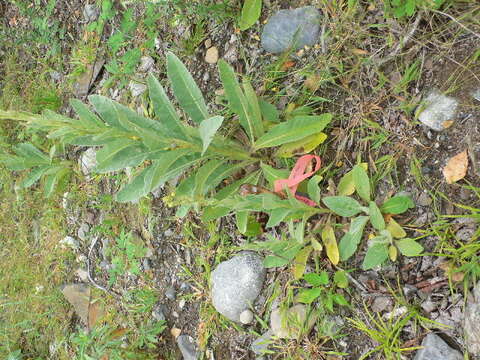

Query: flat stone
464;281;480;355
138;56;154;73
129;81;147;97
79;148;97;176
418;89;458;131
205;46;219;64
261;6;321;54
165;287;176;301
413;333;462;360
211;252;265;322
176;335;199;360
83;4;100;23
472;88;480;102
270;304;316;339
371;296;392;313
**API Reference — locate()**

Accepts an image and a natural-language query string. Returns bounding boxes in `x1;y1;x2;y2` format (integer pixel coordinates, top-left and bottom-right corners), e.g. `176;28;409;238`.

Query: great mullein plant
0;53;331;217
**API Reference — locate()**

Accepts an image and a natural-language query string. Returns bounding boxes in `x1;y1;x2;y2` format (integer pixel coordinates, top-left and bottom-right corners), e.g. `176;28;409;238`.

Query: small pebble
165;287;176;301
205;46;219;64
239;309;254;324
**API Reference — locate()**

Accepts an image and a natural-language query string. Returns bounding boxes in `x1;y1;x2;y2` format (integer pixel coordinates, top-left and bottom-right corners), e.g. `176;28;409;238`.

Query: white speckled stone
413;333;462;360
239;309;254;324
418;89;458;131
211;252;265;322
465;282;480;356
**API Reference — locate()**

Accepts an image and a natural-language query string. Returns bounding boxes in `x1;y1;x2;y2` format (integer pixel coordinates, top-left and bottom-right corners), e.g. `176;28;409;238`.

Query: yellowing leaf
337;171;355;196
389;245;398;261
443;150;468;184
321;225;339;265
276;132;327;158
293;246;313;280
311;237;323;251
387;218;406;239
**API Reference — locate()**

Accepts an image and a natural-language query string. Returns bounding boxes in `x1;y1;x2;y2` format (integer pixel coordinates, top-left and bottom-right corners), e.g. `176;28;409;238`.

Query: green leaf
322;225;339;265
259;99;279;123
369;201;385;230
260;163;289;187
238;0;262;31
293;245;312;280
236;211;248;234
193;159;225;198
264;255;290;268
95;140;147;173
276;132;327;158
337;170;355;196
144;150;193;193
339;216;369;261
14;143;50;164
89;95;128;130
254;114;332;149
304;271;329;286
381;195;414;214
218;60;261;144
214;169;261;201
362;242;389;270
333;270;349;289
43;166;69;198
307;175;322;204
70;99;105;129
266;208;292;227
167;52;209;124
20;165;50;188
296;288;322;304
396;238;424;256
352;164;370;202
115;165;154;202
332;293;349;306
322;196;363;217
147;74;186;139
243;79;264;138
199;115;224;155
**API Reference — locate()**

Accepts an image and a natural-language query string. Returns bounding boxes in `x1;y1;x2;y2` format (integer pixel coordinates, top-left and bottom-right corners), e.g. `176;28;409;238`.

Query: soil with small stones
2;1;480;359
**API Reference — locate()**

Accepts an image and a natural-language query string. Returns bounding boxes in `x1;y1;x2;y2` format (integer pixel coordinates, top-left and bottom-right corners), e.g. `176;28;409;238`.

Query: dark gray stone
413;333;462;360
261;6;321;54
465;281;480;355
211;251;266;322
176;335;198;360
165;287;176;301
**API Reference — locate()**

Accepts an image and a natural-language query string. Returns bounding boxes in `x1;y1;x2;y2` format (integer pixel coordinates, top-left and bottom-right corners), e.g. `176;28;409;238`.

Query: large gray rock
176;335;198;360
465;281;480;355
413;333;462;360
418;89;458;131
261;6;321;54
211;252;266;322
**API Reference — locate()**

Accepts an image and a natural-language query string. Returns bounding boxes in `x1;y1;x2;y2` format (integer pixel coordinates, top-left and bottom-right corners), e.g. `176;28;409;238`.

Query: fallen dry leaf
443;150;468;184
171;327;182;338
88;300;105;329
62;284;90;326
280;60;296;71
352;48;369;56
304;74;321;92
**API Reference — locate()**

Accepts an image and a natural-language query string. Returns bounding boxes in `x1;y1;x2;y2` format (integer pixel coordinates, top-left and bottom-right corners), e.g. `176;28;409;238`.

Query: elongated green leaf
193;159;225;198
323;196;363;217
43;166;69;198
362;242;389;270
369;201;385;231
259;99;279;123
144;149;193;193
14;143;50;164
339;216;369;261
199;115;224;155
237;211;248;234
70;99;105;129
396;238;423;256
381;195;415;214
20;165;50;188
307;175;322;204
115;166;153;202
89;95;127;130
218;60;260;144
95;140;147;173
266;208;292;227
113;102;165;135
147;74;186;139
214;169;260;201
238;0;262;31
243;79;264;137
260;163;289;186
352;164;370;202
254;114;332;149
167;52;209;124
293;245;312;280
276;132;327;158
203;162;245;196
